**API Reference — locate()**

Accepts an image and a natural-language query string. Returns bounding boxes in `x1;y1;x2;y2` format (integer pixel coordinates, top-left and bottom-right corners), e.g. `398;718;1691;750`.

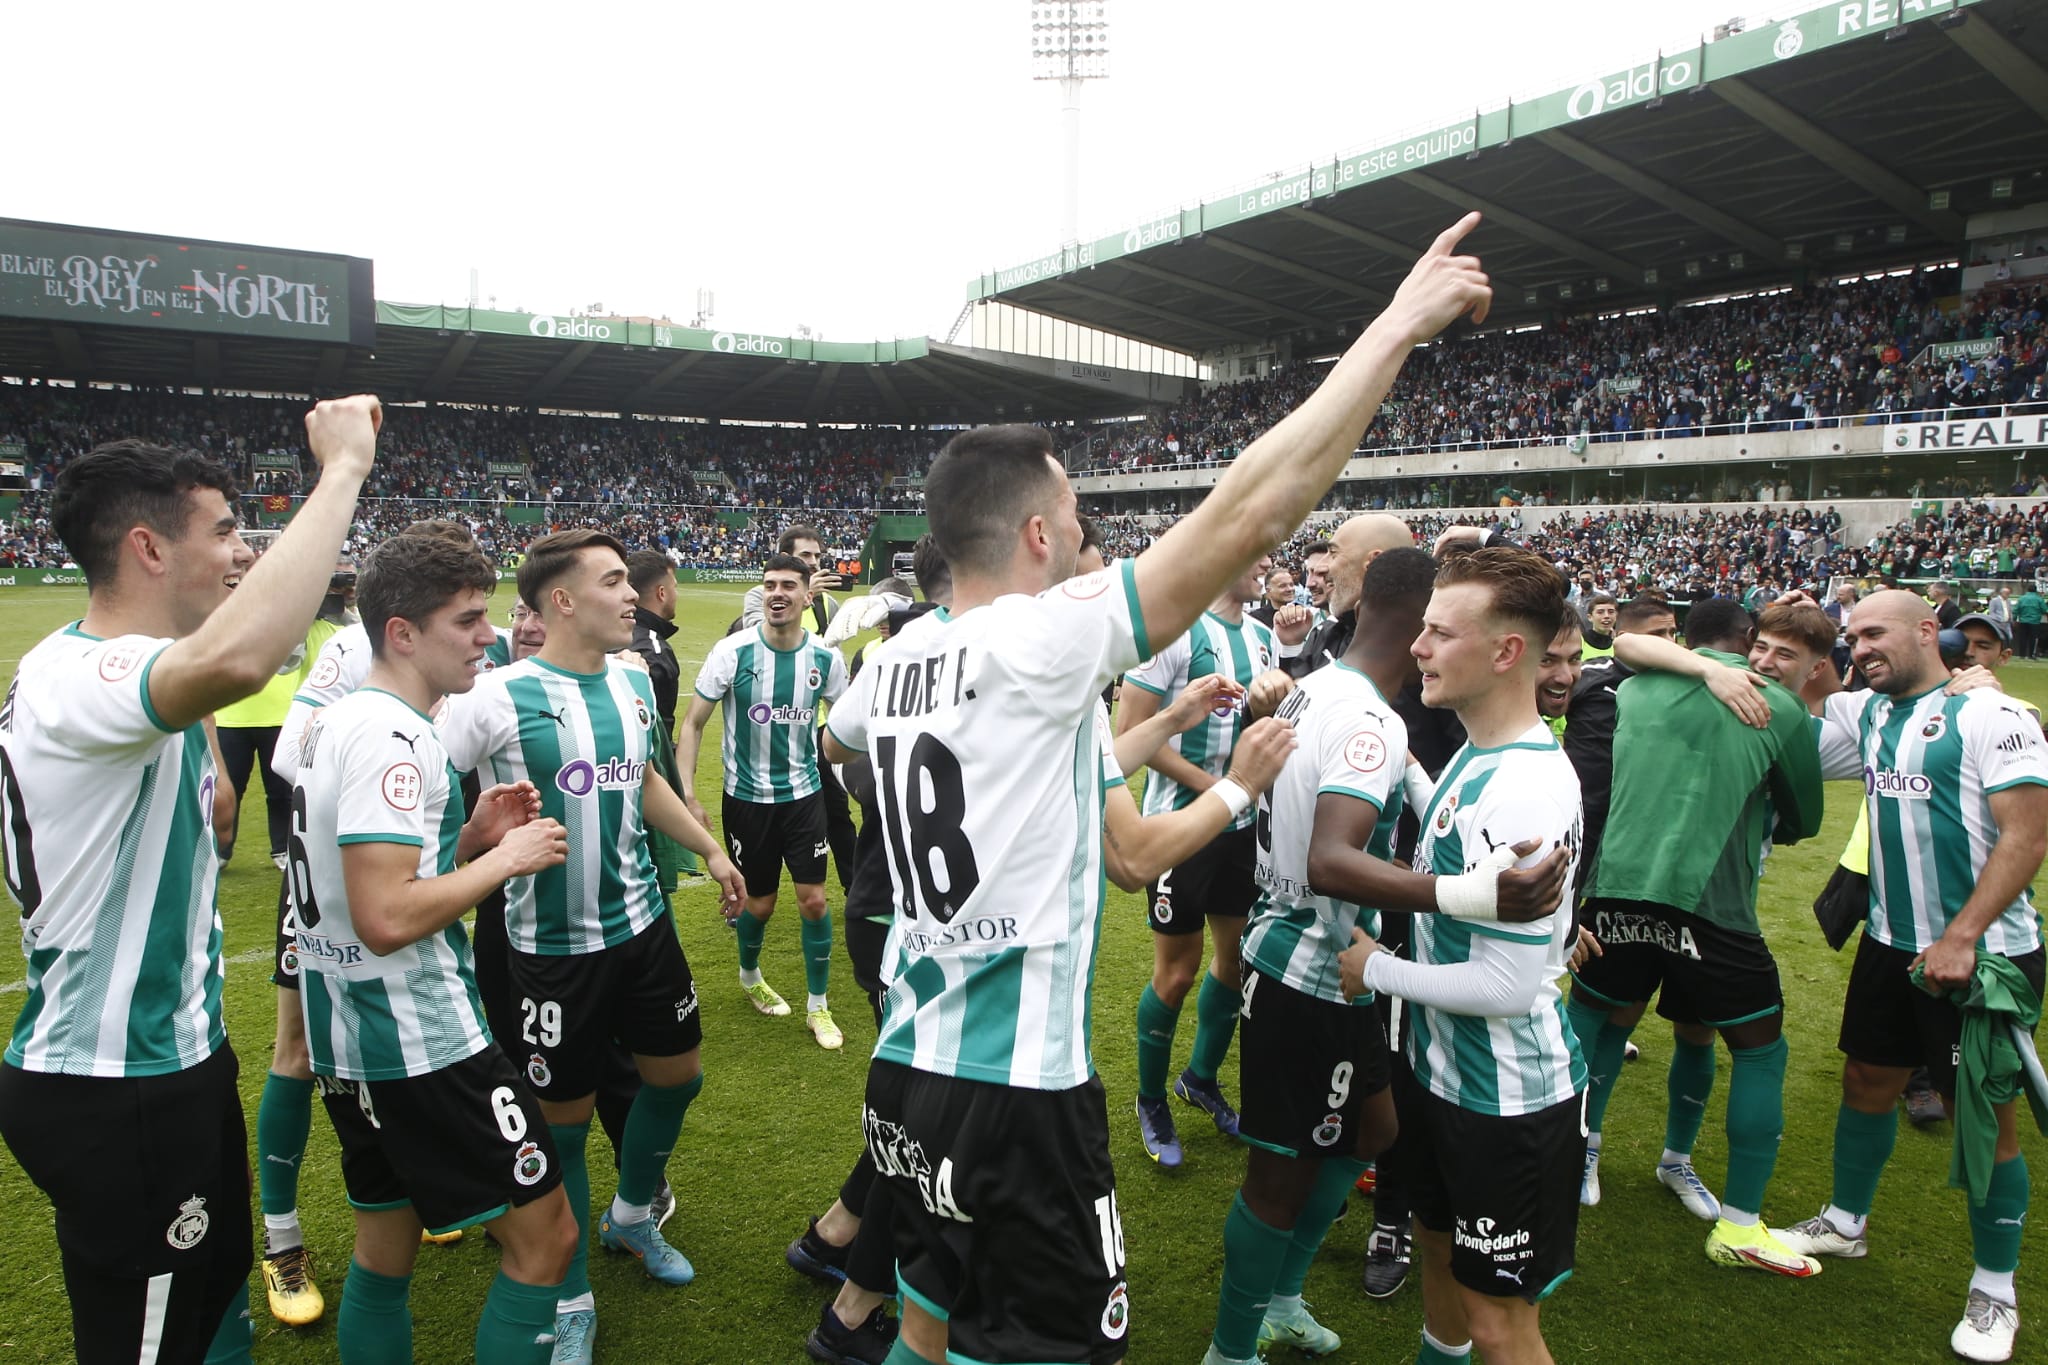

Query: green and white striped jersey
1244;663;1406;1005
0;628;226;1078
439;657;665;956
693;627;848;804
1124;609;1277;830
1817;686;2048;955
292;688;489;1081
827;558;1148;1091
1407;725;1586;1117
478;628;514;673
277;624;512;783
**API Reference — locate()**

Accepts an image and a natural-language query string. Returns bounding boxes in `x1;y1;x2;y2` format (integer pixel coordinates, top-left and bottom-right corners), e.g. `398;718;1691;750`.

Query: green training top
1588;648;1823;933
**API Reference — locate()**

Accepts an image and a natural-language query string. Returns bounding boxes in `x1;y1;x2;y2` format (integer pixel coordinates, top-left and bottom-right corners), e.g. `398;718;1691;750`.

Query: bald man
1779;590;2048;1363
1278;514;1413;680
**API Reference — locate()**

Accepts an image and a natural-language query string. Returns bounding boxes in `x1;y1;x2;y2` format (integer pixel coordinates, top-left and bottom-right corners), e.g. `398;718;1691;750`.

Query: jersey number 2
873;734;981;924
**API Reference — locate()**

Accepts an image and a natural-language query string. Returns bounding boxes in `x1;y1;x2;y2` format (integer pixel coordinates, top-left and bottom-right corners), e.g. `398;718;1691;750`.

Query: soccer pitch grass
3;581;2048;1363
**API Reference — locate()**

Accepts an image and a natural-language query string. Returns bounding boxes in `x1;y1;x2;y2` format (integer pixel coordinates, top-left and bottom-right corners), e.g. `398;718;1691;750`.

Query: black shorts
1238;966;1391;1159
864;1061;1128;1365
506;917;702;1100
1839;934;2046;1094
274;873;302;990
317;1045;561;1234
1572;900;1783;1029
1147;823;1258;935
724;791;829;897
1404;1067;1584;1305
0;1046;253;1365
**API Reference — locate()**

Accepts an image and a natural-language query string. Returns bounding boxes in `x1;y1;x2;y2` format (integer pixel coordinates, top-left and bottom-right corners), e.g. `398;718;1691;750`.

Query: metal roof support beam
1710;77;1965;239
1944;14;2048;124
1115;259;1325;329
620;351;705;409
420;334;477;397
1200;235;1391;306
800;363;842;420
1403;172;1645;279
1533;129;1787;263
1048;278;1264;345
863;362;913;420
1281;209;1526;300
525;341;598;404
921;354;1047;405
712;363;793;416
910;363;988;412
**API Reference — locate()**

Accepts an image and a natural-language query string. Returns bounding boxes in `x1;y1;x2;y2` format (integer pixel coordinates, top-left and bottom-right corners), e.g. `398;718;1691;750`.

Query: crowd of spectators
1080;267;2048;469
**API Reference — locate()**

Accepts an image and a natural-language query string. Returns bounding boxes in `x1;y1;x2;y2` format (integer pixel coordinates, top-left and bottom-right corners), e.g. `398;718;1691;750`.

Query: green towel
1912;954;2048;1205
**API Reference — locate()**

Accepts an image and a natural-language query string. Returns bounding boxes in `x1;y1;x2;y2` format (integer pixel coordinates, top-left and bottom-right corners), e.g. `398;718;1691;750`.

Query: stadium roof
0;225;1192;426
968;0;2048;355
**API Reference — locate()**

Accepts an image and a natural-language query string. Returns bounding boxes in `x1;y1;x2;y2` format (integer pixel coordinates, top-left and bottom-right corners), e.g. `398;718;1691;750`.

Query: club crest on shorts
1152;892;1173;925
513;1140;549;1187
167;1194;210;1250
1100;1281;1130;1340
527;1053;552;1089
1313;1113;1344;1147
280;948;300;978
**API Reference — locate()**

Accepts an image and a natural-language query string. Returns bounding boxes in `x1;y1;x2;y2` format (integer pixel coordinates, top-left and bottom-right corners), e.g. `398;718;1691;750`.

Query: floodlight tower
1030;2;1110;246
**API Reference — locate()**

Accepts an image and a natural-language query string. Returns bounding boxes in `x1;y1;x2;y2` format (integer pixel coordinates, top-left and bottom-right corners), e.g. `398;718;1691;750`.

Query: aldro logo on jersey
746;702;815;726
1865;765;1933;800
555;757;645;796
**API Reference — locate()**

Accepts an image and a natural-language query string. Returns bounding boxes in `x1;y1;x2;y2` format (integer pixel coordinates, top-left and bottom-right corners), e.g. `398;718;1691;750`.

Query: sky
13;0;1769;348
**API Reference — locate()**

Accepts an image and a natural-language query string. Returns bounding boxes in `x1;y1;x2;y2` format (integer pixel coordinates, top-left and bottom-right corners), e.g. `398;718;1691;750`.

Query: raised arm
1611;634;1769;728
148;397;380;732
1130;215;1490;648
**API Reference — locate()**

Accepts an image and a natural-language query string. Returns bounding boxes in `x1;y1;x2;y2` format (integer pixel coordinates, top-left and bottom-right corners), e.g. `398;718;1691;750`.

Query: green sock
1722;1037;1787;1215
1565;995;1633;1134
337;1261;412;1365
1416;1326;1474;1362
802;913;834;998
550;1121;593;1304
1212;1193;1293;1361
1970;1154;2029;1274
1188;971;1242;1084
475;1269;562;1364
882;1337;944;1365
256;1071;315;1219
203;1282;252;1364
1136;984;1182;1102
735;909;767;974
1664;1036;1718;1157
1830;1103;1898;1219
618;1074;702;1207
1276;1157;1369;1297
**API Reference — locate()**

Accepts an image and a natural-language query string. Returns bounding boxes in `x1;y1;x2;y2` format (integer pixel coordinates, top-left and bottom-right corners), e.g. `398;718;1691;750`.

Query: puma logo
390;731;418;753
534;708;568;727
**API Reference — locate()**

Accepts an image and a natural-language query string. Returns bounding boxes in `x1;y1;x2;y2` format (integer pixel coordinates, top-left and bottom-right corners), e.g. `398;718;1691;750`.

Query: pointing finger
1428;211;1482;257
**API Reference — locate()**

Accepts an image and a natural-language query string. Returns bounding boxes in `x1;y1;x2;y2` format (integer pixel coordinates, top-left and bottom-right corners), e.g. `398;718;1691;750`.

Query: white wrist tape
1209;778;1253;820
1433;842;1524;921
